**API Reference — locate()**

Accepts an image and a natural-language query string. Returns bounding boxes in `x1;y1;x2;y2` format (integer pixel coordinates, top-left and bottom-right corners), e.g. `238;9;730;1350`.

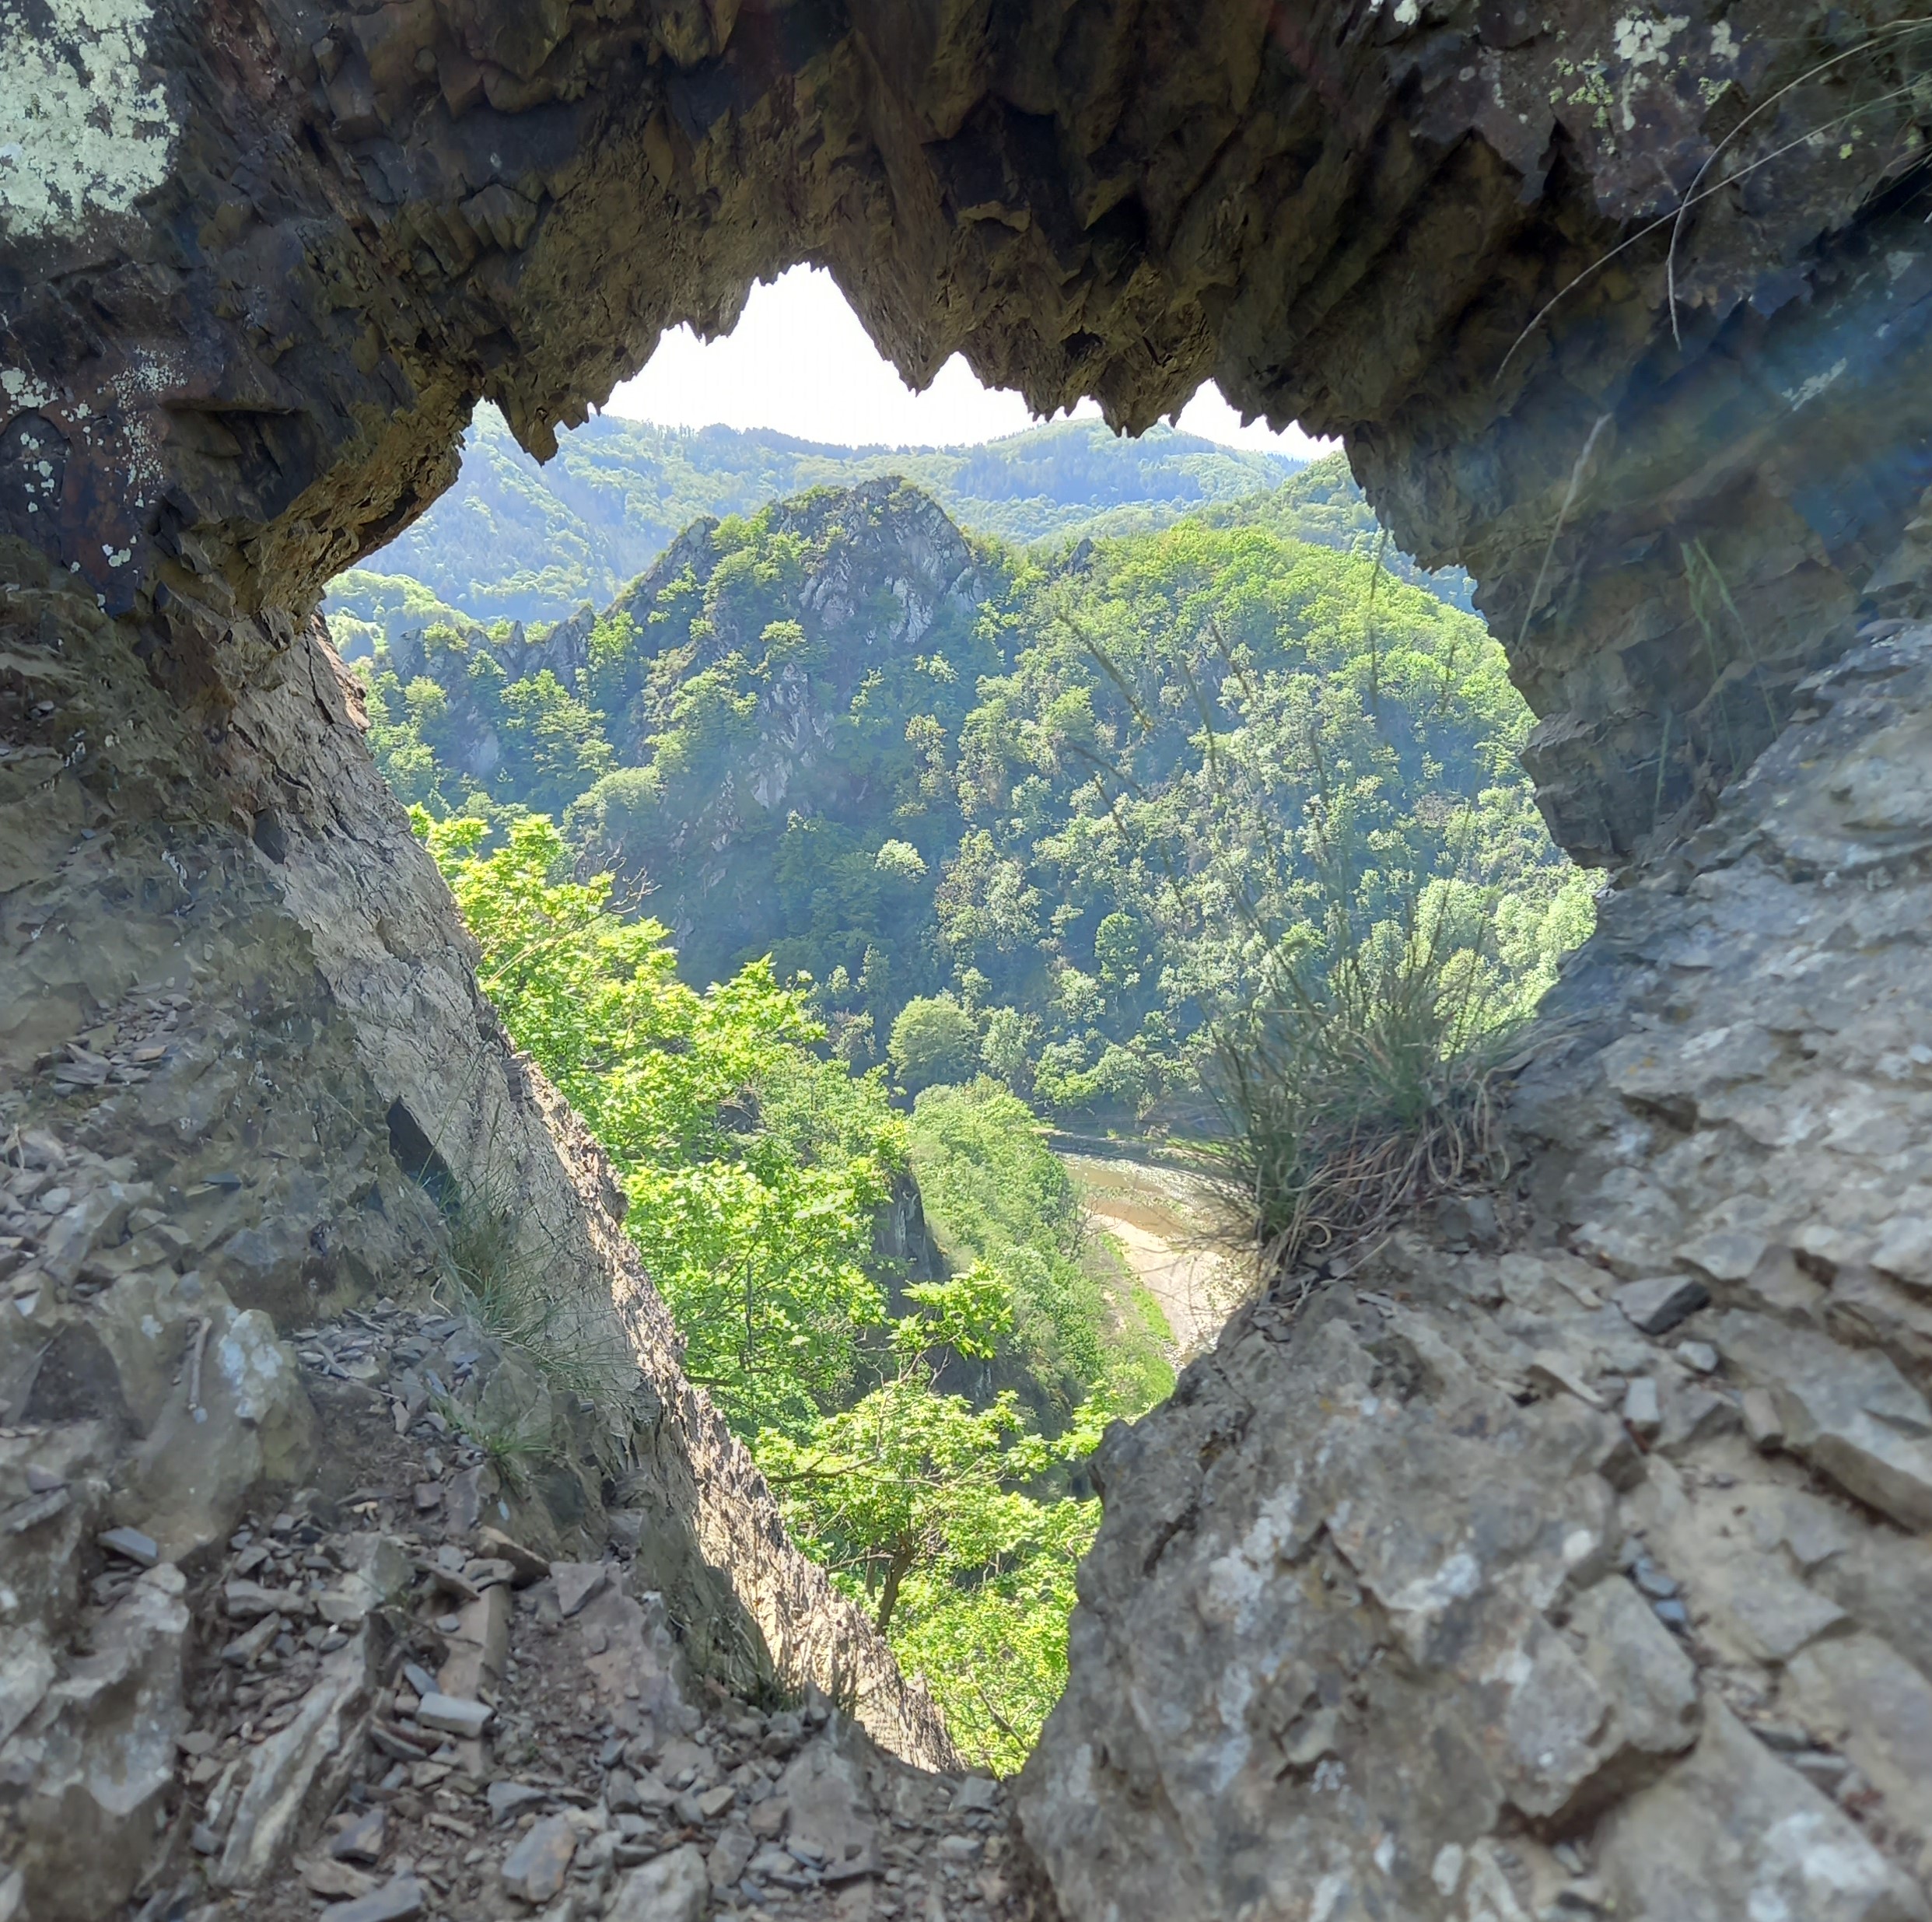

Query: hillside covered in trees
343;463;1574;1125
325;408;1300;635
332;434;1585;1765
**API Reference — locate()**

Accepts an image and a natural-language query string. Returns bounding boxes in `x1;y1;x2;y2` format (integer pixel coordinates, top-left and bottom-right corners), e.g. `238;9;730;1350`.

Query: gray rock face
5;0;1932;883
0;1564;190;1917
1598;1706;1927;1922
607;1843;709;1922
1020;628;1932;1917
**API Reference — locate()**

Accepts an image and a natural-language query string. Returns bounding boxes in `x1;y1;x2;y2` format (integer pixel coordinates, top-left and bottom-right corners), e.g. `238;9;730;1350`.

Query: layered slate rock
13;3;1932;1918
9;0;1932;863
1018;625;1932;1917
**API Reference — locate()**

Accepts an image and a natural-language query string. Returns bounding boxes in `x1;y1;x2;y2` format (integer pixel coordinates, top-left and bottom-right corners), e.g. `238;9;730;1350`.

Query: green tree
422;811;898;1434
758;1271;1100;1770
496;670;615;816
888;993;979;1093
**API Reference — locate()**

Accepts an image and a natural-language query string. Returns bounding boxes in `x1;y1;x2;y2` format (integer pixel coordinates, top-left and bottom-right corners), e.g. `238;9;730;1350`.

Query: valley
327;412;1587;1769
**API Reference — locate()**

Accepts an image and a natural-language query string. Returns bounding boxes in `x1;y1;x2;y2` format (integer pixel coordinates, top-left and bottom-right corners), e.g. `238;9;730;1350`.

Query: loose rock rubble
13;1296;1031;1922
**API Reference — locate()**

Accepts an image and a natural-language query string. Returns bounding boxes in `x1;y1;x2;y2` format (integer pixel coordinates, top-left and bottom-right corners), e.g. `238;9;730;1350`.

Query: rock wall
1017;625;1932;1918
13;0;1932;1917
0;558;951;1915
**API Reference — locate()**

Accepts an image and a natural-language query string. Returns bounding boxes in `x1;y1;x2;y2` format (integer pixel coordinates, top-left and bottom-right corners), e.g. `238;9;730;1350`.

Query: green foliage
907;1080;1172;1422
324;408;1300;630
439;1175;626;1403
758;1272;1100;1773
345;468;1575;1140
422;812;899;1436
1204;819;1544;1278
888;994;979;1093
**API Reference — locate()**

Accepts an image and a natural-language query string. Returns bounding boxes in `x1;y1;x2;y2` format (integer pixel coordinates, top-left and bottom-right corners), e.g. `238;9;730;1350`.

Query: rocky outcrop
1017;624;1932;1917
14;1;1932;1916
12;0;1932;872
0;567;951;1917
9;1288;1024;1922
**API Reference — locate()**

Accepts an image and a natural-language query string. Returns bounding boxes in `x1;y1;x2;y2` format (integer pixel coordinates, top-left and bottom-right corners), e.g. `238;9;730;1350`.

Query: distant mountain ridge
348;469;1573;1123
327;407;1301;633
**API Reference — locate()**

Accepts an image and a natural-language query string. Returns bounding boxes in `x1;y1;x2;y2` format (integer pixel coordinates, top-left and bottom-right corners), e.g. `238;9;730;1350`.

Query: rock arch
9;2;1932;1916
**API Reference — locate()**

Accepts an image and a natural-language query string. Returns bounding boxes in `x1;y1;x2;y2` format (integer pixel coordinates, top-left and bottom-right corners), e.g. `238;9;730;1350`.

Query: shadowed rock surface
11;0;1932;1917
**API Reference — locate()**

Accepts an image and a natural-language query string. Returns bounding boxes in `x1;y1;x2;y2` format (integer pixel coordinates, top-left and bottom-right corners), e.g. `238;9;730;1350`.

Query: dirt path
1062;1153;1241;1360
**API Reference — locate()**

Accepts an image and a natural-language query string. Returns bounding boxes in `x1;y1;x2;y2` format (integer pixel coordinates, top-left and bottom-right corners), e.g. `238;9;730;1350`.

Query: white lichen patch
1610;10;1689;131
1;364;58;415
0;0;175;240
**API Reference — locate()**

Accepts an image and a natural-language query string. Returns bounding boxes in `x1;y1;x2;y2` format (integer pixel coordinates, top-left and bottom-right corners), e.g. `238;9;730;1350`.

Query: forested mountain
352;471;1579;1123
344;447;1581;1765
325;405;1300;636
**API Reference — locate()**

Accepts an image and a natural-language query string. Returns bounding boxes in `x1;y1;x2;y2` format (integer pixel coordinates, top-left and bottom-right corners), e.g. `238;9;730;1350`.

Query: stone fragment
317;1533;412;1628
214;1630;371;1887
1713;1567;1848;1665
710;1822;756;1889
1528;1352;1605;1408
219;1612;282;1667
1623;1377;1661;1440
439;1584;510;1701
1742;1388;1784;1450
748;1797;789;1839
327;1875;426;1922
1677;1341;1720;1374
607;1843;709;1922
1569;1577;1700;1775
299;1857;379;1899
777;1735;878;1881
1615;1276;1712;1336
223;1579;307;1619
1656;1379;1739;1457
950;1775;1000;1814
331;1805;387;1864
502;1813;576;1903
1677;1228;1769;1282
123;1304;317;1561
749;1843;796;1879
1598;1703;1927;1921
96;1525;159;1566
1745;1486;1855;1577
1871;1214;1932;1293
4;1486;69;1532
476;1526;550;1584
488;1780;549;1823
1784;1633;1932;1843
697;1782;736;1819
551;1561;610;1618
1718;1311;1932;1528
415;1691;492;1738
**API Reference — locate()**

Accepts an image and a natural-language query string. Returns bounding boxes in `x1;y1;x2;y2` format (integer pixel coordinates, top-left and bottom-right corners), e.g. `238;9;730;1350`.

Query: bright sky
607;266;1331;458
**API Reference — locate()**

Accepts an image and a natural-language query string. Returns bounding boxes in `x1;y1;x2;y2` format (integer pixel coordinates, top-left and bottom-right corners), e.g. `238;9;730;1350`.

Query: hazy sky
607;266;1331;457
